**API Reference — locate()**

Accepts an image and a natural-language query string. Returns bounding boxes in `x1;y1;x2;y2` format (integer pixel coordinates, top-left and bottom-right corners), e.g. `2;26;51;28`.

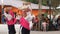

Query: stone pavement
0;24;60;34
0;31;60;34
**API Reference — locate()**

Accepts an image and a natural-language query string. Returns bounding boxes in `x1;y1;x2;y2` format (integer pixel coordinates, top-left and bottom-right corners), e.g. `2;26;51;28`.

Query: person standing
2;8;6;24
33;16;39;31
19;15;30;34
19;3;35;34
4;8;16;34
56;16;60;30
41;20;47;31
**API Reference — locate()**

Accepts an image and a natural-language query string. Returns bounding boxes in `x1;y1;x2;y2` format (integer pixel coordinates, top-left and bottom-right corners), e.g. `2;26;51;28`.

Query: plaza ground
0;24;60;34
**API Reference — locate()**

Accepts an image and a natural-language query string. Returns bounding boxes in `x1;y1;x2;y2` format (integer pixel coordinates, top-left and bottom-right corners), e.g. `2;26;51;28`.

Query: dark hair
41;14;44;16
6;11;9;14
43;18;46;22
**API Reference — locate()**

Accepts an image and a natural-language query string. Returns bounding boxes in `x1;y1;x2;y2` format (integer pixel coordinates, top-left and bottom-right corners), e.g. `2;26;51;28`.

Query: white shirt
25;11;35;29
47;15;53;20
16;15;21;20
25;12;35;22
4;12;12;20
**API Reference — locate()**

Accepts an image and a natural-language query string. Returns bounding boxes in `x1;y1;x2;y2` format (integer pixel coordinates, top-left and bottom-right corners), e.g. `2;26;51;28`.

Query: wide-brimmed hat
19;5;28;10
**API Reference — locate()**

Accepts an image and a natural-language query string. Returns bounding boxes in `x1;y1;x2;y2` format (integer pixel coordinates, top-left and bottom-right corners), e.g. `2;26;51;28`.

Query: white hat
19;5;28;10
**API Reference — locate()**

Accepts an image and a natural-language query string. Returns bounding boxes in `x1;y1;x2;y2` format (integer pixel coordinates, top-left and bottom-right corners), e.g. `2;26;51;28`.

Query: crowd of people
31;13;60;31
39;14;60;31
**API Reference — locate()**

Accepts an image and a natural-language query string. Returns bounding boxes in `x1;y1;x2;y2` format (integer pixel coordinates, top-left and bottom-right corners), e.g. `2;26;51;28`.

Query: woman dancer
4;8;16;34
19;3;35;34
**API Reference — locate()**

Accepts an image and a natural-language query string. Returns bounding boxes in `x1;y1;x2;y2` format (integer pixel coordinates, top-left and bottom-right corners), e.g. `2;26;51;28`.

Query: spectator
40;14;45;30
56;16;60;30
52;15;57;30
2;8;6;24
33;16;39;31
46;19;50;31
41;19;47;31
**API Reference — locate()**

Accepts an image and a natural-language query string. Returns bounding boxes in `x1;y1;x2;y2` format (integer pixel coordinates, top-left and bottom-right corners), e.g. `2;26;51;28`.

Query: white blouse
4;12;12;20
25;12;35;29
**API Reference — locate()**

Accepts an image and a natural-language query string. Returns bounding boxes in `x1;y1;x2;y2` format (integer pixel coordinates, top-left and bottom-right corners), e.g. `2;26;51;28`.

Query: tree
51;0;60;8
25;0;38;4
51;0;60;14
42;0;47;6
25;0;60;8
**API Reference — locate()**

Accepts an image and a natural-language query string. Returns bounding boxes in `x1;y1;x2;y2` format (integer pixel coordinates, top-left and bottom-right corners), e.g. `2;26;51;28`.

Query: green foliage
25;0;47;5
42;0;47;6
25;0;38;4
25;0;60;8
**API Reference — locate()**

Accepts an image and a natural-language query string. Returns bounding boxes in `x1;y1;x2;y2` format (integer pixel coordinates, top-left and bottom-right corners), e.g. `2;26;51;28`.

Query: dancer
19;3;35;34
4;7;16;34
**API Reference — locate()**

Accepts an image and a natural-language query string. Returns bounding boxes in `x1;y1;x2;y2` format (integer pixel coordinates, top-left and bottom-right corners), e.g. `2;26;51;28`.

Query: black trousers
8;25;16;34
21;27;30;34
